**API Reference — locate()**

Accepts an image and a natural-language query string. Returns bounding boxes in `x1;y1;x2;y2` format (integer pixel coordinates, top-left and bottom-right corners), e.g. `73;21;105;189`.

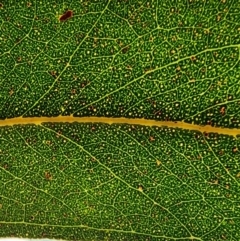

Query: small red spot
59;10;73;22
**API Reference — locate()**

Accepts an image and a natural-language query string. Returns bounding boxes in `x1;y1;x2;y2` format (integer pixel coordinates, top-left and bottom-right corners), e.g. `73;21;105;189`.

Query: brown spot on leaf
71;88;76;94
45;140;52;145
220;106;226;115
50;70;57;77
149;136;155;141
144;67;154;73
203;132;209;137
122;46;130;54
219;149;224;155
190;55;196;61
44;171;52;181
126;65;132;70
59;10;73;22
204;29;210;34
232;147;238;153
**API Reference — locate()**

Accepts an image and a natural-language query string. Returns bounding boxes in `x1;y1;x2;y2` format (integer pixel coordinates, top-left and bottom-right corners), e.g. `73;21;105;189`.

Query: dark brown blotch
44;171;52;181
59;10;73;22
122;45;130;54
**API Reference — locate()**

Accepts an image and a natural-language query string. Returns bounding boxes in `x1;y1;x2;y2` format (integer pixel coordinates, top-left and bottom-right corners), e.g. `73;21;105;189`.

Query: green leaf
0;0;240;240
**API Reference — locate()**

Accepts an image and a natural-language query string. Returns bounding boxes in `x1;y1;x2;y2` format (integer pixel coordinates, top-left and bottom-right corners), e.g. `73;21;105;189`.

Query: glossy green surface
0;0;240;240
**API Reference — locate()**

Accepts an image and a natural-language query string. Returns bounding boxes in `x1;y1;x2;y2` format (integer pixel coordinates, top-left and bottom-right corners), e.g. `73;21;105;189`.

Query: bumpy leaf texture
0;0;240;240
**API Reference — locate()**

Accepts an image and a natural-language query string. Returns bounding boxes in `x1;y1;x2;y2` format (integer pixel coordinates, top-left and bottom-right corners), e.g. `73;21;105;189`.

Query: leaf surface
0;0;240;240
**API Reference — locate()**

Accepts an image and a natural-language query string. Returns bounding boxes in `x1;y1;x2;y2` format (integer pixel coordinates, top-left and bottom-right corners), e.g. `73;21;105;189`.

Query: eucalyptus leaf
0;1;240;240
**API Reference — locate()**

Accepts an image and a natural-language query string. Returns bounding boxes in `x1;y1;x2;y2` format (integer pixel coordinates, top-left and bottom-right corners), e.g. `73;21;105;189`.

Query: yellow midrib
1;115;239;138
